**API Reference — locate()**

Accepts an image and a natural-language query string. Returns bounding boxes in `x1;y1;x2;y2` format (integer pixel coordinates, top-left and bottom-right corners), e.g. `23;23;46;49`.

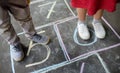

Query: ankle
10;42;20;46
78;20;86;25
93;18;101;24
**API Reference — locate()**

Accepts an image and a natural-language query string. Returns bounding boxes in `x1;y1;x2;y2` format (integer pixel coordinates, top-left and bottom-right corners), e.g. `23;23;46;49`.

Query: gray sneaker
30;34;49;45
10;43;24;62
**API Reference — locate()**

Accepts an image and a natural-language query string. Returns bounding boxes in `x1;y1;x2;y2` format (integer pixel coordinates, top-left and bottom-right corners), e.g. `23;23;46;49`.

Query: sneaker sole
40;37;50;45
14;53;24;62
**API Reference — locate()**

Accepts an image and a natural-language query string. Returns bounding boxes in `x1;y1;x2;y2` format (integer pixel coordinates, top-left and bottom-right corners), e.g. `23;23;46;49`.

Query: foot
30;34;49;45
10;43;24;62
92;20;106;39
77;21;90;40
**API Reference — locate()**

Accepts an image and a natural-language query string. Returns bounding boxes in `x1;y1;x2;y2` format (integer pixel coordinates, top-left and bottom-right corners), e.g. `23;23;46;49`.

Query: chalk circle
26;43;51;67
73;27;97;46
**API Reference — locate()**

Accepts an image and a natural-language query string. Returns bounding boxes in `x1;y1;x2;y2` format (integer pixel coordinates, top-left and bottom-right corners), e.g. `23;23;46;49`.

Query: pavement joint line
47;1;57;19
30;0;45;5
53;24;71;61
31;43;120;73
102;17;120;39
17;16;77;36
80;62;85;73
95;53;110;73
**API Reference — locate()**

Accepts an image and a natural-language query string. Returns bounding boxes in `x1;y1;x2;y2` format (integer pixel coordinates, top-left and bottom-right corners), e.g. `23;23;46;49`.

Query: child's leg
92;9;106;39
77;8;90;40
77;8;87;22
9;1;49;44
0;6;24;62
93;9;103;20
0;6;20;45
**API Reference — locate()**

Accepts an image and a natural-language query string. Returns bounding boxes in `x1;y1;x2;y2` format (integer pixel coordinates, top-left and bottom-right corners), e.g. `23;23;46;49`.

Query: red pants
71;0;118;15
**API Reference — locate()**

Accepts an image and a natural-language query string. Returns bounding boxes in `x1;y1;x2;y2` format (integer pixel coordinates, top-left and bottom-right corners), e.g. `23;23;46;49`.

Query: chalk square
30;0;73;27
99;46;120;73
57;17;120;59
12;26;66;73
48;55;106;73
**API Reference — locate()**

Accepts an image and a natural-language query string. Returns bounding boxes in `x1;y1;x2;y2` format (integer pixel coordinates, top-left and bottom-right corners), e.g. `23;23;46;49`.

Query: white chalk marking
30;0;44;5
17;16;77;36
26;44;51;67
73;28;97;46
10;50;15;73
47;1;57;19
27;41;33;56
48;10;55;13
102;17;120;39
38;2;54;7
64;0;76;16
53;25;71;61
31;43;120;73
27;30;45;56
74;43;120;61
80;62;85;73
96;53;110;73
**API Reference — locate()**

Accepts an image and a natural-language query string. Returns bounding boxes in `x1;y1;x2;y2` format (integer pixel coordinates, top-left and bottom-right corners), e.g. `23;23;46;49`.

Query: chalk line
73;43;120;61
17;16;77;36
38;2;54;7
53;25;71;61
80;62;85;73
47;1;57;19
64;0;76;16
31;43;120;73
73;27;97;46
26;44;51;67
31;53;92;73
10;50;15;73
95;53;110;73
27;41;33;56
30;0;44;5
48;10;55;13
27;30;45;56
31;61;69;73
102;17;120;39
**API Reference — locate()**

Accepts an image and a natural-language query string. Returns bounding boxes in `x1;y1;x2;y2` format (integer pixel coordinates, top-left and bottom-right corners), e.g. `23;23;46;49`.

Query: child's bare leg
94;9;103;20
92;9;106;39
77;8;90;40
77;8;87;22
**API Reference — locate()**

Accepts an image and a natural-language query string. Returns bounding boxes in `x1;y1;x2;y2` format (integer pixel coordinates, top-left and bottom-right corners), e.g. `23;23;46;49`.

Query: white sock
93;18;101;24
78;20;86;25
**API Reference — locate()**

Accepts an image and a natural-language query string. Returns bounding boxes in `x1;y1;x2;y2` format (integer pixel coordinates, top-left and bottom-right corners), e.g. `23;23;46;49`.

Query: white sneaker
77;21;90;40
92;22;106;39
10;43;24;62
